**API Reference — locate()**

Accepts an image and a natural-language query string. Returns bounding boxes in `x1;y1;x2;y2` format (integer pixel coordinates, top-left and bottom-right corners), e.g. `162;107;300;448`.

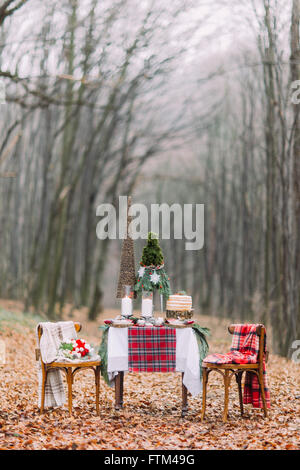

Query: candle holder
141;290;153;319
160;293;164;314
121;285;133;319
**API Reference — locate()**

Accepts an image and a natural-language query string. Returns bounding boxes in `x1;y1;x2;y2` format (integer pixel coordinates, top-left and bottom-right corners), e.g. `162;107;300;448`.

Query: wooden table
107;325;201;417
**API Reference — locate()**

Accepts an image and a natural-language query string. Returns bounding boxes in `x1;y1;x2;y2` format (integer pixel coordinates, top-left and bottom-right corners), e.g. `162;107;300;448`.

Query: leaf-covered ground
0;301;299;450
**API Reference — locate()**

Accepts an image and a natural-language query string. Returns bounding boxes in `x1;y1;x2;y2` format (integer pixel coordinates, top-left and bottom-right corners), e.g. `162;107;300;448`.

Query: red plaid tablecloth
128;326;176;372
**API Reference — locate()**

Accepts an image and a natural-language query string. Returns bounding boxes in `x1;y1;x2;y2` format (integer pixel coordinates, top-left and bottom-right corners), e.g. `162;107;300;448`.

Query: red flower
71;338;89;357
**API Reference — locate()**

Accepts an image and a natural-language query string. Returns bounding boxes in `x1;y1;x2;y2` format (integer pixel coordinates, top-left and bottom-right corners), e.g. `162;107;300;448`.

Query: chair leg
95;366;100;416
40;368;47;414
67;368;73;416
201;367;208;422
258;370;268;418
236;371;244;417
223;370;230;423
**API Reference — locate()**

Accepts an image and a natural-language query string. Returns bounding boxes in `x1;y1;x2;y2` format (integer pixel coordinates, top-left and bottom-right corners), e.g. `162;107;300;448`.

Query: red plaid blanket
204;324;270;409
128;326;176;372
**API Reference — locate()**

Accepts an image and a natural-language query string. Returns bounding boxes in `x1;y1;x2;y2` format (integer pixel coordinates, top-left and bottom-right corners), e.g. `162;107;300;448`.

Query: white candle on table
142;298;153;317
121;296;132;317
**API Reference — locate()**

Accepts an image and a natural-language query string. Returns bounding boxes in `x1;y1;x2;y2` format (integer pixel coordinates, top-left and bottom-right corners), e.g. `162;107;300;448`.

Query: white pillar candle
121;297;132;317
142;298;153;318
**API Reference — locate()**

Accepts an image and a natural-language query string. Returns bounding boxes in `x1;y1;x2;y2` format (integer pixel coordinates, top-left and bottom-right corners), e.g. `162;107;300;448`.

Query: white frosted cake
166;294;192;312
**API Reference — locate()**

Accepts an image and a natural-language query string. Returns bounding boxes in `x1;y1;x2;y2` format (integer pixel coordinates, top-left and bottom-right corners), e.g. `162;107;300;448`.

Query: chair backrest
36;322;81;361
228;323;268;366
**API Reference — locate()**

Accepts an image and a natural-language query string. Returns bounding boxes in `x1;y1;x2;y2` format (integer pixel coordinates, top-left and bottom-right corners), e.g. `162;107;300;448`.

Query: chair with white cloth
36;321;101;416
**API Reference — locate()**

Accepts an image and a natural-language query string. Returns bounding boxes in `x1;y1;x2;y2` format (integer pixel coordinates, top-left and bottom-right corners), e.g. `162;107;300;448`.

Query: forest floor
0;299;299;450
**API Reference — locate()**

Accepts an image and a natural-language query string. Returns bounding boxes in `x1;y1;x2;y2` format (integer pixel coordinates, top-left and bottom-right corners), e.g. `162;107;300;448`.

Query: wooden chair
36;322;101;416
201;324;269;423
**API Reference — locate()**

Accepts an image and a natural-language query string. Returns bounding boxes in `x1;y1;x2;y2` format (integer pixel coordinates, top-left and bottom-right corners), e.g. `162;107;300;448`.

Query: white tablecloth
107;327;201;397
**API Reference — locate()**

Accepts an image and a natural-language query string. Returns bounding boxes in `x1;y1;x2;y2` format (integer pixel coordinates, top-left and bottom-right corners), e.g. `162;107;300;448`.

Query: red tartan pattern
128;326;176;372
204;324;270;409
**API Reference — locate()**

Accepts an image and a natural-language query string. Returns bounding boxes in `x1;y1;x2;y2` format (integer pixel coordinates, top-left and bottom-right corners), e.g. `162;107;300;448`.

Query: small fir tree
134;232;171;298
140;232;164;266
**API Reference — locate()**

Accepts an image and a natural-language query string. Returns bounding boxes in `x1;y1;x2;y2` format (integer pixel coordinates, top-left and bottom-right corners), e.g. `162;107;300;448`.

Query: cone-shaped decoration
116;196;136;298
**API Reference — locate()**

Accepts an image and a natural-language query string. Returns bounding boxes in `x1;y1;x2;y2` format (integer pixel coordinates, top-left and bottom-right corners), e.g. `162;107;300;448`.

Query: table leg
115;372;124;410
120;371;124;408
115;372;122;410
182;372;188;417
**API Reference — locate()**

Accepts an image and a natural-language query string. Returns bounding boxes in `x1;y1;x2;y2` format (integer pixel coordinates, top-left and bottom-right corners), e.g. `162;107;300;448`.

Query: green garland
98;325;110;386
134;265;171;299
191;324;210;378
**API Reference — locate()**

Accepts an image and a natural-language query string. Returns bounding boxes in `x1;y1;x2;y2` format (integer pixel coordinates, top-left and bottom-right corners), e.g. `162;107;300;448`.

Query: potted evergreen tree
134;232;171;312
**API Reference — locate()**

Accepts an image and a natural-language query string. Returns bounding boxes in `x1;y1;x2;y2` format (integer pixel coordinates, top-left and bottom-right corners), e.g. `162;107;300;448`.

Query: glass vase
141;290;153;318
121;285;133;318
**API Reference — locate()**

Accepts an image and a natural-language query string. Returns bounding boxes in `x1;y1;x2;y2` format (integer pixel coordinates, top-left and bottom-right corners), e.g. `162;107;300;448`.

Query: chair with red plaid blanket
201;324;270;423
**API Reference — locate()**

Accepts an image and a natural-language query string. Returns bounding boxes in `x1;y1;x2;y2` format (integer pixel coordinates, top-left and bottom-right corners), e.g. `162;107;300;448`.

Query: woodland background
0;0;299;357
